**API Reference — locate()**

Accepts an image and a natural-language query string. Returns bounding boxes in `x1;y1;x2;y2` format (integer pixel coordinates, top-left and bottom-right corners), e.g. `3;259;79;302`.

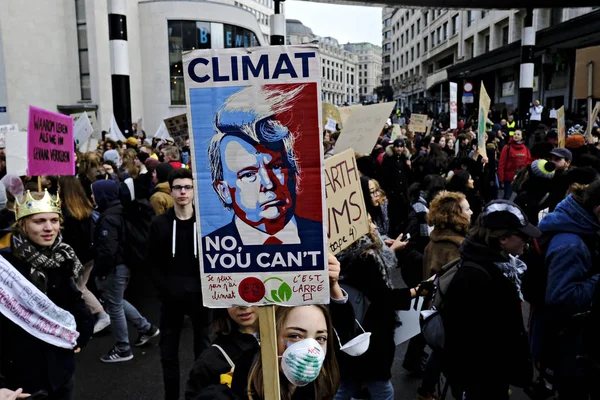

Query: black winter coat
442;237;532;395
93;201;126;278
185;331;259;400
61;208;95;265
338;250;413;381
0;251;93;394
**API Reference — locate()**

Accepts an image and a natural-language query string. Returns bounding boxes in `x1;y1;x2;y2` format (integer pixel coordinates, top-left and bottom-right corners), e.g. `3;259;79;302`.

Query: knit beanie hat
137;151;150;164
144;157;160;171
103;149;121;167
530;159;556;179
565;134;585;149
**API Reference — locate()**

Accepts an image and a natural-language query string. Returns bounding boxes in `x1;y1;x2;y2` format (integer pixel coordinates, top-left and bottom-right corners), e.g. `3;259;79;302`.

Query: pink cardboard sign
27;106;75;176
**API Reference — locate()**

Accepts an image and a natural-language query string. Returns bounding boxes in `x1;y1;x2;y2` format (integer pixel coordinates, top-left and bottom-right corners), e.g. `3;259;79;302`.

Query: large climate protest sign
27;106;75;176
324;150;369;255
183;45;329;308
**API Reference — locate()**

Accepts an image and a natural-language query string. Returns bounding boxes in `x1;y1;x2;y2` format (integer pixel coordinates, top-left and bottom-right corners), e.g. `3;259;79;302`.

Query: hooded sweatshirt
498;138;531;182
92;180;125;277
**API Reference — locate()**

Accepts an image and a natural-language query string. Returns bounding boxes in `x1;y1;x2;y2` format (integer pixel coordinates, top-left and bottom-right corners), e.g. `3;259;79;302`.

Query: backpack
420;259;489;352
121;199;155;267
521;232;597;308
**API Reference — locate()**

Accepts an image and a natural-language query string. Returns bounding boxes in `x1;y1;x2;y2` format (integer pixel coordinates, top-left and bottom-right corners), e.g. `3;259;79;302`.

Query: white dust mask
280;338;325;387
335;319;371;356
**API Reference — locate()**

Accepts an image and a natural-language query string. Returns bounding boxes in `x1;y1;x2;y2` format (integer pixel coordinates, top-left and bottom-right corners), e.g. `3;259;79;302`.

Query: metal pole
270;0;285;45
439;83;443;116
588;61;594;129
518;8;535;133
108;0;132;136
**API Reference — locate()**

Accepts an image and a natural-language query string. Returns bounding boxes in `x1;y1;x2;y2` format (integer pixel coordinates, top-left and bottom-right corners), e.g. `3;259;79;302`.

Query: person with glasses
148;168;211;400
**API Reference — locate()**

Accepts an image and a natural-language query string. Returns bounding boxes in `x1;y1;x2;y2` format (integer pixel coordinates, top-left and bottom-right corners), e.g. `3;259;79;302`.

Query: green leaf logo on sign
264;277;293;303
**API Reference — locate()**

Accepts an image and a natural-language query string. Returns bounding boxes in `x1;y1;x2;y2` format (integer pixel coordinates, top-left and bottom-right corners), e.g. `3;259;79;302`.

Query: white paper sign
74;112;94;147
334;102;395;155
5;131;28;176
325;118;337;132
107;115;126;141
0;124;18;133
450;82;458;129
394;297;424;346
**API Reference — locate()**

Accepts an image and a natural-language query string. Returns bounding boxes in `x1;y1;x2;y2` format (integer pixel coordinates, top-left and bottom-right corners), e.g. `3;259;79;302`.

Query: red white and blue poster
183;45;328;307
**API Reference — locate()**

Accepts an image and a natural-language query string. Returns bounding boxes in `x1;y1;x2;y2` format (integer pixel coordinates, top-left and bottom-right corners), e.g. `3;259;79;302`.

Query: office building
344;42;383;103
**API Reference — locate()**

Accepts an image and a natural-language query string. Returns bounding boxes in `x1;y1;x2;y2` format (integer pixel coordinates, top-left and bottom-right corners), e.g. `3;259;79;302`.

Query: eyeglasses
172;185;193;191
370;189;380;196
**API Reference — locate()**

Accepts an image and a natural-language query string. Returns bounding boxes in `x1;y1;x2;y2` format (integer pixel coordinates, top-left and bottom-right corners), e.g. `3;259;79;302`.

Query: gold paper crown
15;189;62;221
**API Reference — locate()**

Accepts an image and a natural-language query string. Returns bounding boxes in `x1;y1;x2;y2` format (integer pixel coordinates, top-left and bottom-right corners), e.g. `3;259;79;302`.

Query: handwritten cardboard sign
164;113;189;147
27;106;75;176
334;101;395;156
477;82;491;150
183;45;329;308
450;82;458;129
557;106;566;148
5;131;27;176
409;113;427;133
324;149;369;255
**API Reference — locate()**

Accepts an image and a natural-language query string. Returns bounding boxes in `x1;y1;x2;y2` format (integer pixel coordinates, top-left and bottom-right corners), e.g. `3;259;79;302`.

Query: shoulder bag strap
212;344;235;370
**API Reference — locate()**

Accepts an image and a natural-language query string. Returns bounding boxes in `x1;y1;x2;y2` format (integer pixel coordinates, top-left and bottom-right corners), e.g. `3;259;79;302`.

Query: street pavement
73;270;533;400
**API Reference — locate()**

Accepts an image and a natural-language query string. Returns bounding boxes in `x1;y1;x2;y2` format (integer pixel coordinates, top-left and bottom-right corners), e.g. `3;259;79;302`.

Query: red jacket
498;140;531;182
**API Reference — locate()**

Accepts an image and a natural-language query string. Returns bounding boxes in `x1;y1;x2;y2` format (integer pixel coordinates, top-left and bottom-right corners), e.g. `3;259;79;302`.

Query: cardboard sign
409;113;427;133
574;46;600;100
27;106;75;176
477;82;491;150
334;102;395;155
74;112;94;148
324;118;337;132
324;150;369;255
5;131;27;176
183;45;329;308
390;124;402;141
557;106;566;148
337;105;360;127
586;102;600;138
450;82;458;129
322;103;341;131
164;113;189;147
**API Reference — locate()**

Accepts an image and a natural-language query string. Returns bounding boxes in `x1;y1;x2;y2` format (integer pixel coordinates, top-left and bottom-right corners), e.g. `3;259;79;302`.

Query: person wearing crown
0;189;94;399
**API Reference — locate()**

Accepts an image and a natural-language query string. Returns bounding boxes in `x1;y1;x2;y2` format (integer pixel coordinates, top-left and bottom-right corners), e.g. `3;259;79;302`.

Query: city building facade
0;0;268;134
382;7;600;117
287;19;359;105
344;42;383;103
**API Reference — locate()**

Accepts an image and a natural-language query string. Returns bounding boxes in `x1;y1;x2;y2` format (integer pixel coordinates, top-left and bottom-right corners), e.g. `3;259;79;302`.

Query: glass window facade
168;20;259;105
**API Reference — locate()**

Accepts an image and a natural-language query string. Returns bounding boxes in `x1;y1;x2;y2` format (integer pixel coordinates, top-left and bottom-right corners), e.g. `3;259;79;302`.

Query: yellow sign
477;82;491;150
557;106;566;148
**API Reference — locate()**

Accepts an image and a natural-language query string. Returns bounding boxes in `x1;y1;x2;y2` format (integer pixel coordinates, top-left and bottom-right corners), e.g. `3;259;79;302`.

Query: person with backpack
528;181;600;399
92;180;159;363
498;130;531;200
148;169;211;399
442;200;540;399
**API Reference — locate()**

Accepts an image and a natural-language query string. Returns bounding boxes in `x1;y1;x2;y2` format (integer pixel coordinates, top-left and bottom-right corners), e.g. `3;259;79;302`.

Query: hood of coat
92;180;120;211
155;181;171;195
385;145;410;159
538;194;600;236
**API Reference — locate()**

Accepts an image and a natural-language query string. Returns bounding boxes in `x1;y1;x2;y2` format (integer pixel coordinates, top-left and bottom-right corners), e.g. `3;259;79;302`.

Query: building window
424;11;428;26
452;14;459;35
431;32;435;48
443;22;448;40
484;34;490;52
75;0;90;100
424;37;428;52
437;27;441;44
481;10;488;18
502;25;509;46
417;19;420;33
223;24;258;48
411;47;414;62
411;25;415;39
467;11;474;27
416;43;420;57
401;34;404;47
401;54;404;67
550;8;563;25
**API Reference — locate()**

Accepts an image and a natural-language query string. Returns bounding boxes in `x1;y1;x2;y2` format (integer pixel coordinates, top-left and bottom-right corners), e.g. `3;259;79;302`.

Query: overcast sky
284;1;383;46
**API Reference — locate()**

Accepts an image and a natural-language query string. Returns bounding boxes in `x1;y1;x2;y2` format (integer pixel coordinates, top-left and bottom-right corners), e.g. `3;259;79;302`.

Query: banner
27;106;75;176
409;113;427;133
449;82;458;129
183;45;328;308
5;131;27;176
477;83;491;150
557;106;566;148
334;102;395;155
164;113;189;147
324;150;369;255
74;112;94;148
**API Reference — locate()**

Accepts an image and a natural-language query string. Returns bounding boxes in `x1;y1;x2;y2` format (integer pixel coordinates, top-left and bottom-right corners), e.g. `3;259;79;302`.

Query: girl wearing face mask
442;200;539;399
0;191;94;399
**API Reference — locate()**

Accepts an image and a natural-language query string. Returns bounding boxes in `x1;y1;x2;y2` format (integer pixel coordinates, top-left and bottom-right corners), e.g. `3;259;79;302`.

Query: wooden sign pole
258;306;281;400
37;176;42;192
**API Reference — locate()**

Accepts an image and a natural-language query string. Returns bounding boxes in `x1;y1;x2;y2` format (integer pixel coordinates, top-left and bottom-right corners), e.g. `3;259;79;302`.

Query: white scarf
0;254;79;349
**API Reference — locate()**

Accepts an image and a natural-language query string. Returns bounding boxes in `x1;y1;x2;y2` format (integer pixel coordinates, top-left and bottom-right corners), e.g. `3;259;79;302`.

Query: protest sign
74;112;94;148
108;115;126;141
324;118;337;132
557;106;566;148
183;45;328;308
390;124;402;141
324;150;369;255
153;121;172;140
322;102;341;130
334;102;395;155
164;113;189;147
337;105;360;127
586;102;600;138
27;106;75;176
450;82;458;129
395;298;424;345
409;113;427;133
574;46;600;99
0;124;18;133
477;82;491;150
5;131;27;176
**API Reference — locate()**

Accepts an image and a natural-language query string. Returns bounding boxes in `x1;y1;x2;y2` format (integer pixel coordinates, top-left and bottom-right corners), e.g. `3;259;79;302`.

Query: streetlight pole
270;0;285;45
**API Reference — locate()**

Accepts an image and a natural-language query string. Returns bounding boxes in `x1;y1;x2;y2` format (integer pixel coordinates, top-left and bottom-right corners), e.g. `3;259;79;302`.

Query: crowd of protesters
0;104;599;400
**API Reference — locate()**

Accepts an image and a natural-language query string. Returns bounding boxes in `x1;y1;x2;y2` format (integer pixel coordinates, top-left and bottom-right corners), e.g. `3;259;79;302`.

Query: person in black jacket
148;168;211;400
0;190;93;399
92;180;159;363
442;200;540;399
